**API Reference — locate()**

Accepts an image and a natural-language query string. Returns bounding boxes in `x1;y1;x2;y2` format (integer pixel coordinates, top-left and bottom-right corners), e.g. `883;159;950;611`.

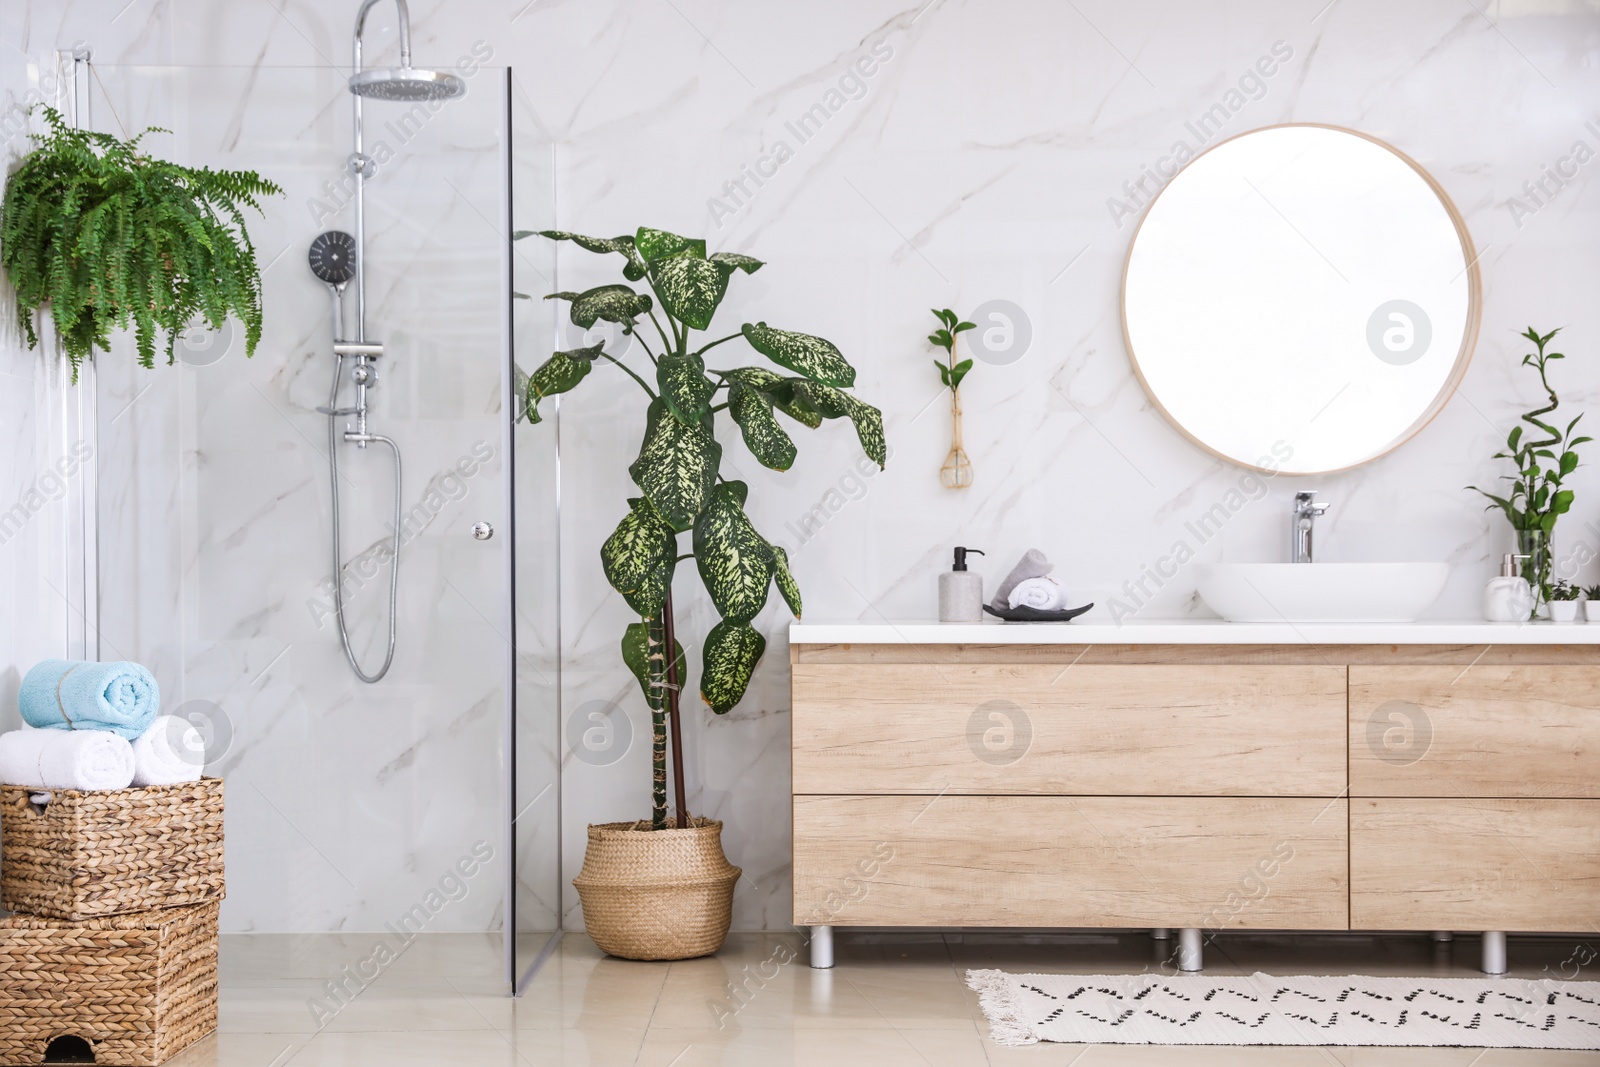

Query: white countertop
788;619;1600;645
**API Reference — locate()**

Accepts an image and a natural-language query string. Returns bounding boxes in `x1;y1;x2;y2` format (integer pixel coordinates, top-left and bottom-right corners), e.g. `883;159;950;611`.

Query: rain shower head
349;0;466;102
349;66;464;101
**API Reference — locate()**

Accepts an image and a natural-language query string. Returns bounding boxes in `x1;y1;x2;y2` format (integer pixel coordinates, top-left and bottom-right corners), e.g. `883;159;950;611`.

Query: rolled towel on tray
0;728;136;791
1008;576;1069;611
19;658;160;740
131;715;206;787
990;548;1055;612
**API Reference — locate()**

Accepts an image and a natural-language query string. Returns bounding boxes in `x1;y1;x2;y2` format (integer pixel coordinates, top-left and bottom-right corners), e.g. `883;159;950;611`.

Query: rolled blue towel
18;659;160;740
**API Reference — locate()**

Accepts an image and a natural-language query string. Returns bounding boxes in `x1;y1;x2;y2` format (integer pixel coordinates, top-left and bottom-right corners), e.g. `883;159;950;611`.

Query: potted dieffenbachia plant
0;107;280;378
517;225;886;959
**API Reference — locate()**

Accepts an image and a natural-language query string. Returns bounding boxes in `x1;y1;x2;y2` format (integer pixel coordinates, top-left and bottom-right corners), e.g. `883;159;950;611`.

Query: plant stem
645;612;668;830
662;590;689;830
709;402;728;413
645;308;674;355
600;353;656;399
692;332;743;359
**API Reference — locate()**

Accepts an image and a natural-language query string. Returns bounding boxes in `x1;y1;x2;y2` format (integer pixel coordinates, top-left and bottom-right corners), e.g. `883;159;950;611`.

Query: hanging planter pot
0;106;280;379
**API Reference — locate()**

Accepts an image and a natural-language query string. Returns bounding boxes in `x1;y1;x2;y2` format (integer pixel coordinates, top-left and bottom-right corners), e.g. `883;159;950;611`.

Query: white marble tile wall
5;0;1600;935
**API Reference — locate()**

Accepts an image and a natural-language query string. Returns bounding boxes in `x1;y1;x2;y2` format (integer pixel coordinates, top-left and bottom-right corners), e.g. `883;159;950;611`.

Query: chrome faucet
1291;491;1330;564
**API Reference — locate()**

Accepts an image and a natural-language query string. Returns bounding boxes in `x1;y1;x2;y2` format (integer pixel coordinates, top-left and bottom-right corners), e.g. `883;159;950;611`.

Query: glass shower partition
75;61;560;991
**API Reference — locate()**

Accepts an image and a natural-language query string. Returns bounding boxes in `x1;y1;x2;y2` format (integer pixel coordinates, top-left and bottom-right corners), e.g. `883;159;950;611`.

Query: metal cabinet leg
810;925;834;969
1482;931;1506;975
1430;931;1453;942
1151;927;1172;940
1177;928;1203;972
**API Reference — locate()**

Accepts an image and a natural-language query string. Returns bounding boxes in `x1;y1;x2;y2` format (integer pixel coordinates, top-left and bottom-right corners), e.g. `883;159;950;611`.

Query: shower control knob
471;521;494;541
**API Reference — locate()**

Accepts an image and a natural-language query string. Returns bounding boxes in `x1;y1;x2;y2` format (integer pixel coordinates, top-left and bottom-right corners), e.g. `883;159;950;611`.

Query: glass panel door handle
471;521;494;541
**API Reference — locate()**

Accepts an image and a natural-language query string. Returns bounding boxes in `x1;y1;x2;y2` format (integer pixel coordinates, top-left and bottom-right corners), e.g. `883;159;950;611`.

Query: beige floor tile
319;979;498;1032
650;951;902;1030
633;1026;959;1067
504;1026;651;1064
218;982;333;1034
286;1029;529;1067
162;1033;309;1067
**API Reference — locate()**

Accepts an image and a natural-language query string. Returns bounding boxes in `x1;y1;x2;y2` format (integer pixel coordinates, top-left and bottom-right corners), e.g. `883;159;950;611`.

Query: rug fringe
965;968;1040;1046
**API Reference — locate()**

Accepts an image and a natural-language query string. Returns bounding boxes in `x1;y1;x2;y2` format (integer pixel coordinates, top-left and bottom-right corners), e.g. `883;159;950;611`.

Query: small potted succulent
1584;584;1600;623
1548;579;1582;622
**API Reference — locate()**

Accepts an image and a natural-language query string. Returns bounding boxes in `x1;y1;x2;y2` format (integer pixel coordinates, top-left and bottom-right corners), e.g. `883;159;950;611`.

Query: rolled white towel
0;728;135;791
1008;576;1068;611
131;715;206;787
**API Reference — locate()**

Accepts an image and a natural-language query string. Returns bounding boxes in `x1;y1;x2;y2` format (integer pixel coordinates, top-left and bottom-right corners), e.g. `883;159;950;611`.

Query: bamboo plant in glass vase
1468;327;1590;619
517;225;886;960
929;308;976;488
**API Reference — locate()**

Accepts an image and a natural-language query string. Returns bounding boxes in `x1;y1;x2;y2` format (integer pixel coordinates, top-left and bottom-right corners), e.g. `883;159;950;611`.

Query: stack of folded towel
991;548;1072;611
0;659;204;792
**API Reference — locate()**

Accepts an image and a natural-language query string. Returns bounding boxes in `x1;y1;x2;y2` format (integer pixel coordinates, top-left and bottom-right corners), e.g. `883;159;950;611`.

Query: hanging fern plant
0;106;282;376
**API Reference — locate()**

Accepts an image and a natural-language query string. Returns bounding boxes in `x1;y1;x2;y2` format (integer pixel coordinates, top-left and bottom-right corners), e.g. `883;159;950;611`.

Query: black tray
983;602;1094;623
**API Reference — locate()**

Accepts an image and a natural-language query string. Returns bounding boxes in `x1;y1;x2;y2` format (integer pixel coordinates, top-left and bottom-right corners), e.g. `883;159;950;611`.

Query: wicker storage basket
572;817;740;961
0;900;219;1066
0;778;224;921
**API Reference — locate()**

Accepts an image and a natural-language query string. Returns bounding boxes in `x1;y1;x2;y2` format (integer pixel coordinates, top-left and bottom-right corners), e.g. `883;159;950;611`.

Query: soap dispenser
1484;553;1534;622
939;547;986;623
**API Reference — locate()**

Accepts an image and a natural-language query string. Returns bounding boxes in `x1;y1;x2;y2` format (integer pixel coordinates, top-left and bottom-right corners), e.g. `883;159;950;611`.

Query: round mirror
1121;124;1479;475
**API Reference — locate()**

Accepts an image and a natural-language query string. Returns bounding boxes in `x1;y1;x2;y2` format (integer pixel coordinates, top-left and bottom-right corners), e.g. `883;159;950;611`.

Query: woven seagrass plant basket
0;778;225;921
0;900;219;1066
573;818;740;961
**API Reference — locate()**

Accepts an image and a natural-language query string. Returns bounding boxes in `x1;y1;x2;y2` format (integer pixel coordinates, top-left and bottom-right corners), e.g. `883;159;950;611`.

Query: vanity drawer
1349;667;1600;797
791;664;1346;796
1350;798;1600;931
793;795;1349;929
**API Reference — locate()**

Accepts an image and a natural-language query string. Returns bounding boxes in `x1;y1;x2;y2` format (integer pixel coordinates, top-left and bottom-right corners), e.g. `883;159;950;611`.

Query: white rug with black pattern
966;969;1600;1048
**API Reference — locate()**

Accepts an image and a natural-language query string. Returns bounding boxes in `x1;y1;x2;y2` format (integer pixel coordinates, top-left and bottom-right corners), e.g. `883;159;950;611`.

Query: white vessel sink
1194;562;1449;623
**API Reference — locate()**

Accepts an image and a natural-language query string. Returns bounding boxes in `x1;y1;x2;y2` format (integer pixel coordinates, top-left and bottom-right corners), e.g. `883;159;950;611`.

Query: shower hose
325;353;402;683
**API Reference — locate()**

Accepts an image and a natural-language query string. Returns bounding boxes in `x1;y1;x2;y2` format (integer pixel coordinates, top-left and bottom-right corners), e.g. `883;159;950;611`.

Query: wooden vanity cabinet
791;644;1600;941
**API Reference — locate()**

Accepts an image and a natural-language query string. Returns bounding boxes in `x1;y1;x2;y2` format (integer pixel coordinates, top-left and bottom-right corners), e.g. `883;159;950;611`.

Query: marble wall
4;0;1600;935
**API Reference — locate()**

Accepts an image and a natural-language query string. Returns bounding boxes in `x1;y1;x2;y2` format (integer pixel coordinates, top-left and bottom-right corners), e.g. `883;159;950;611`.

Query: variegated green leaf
791;380;886;467
709;251;764;274
770;544;801;619
600;497;677;615
693;481;774;622
627;398;721;531
740;322;855;387
534;229;646;281
635;227;706;263
546;284;652;329
842;394;886;468
728;383;796;471
622;622;687;704
700;619;766;714
649;254;728;331
791;379;851;418
525;343;602;424
724;368;823;428
657;352;715;426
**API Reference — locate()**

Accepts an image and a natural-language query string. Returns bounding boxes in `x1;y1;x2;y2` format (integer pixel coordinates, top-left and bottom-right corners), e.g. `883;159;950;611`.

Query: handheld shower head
349;0;466;101
308;231;357;287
